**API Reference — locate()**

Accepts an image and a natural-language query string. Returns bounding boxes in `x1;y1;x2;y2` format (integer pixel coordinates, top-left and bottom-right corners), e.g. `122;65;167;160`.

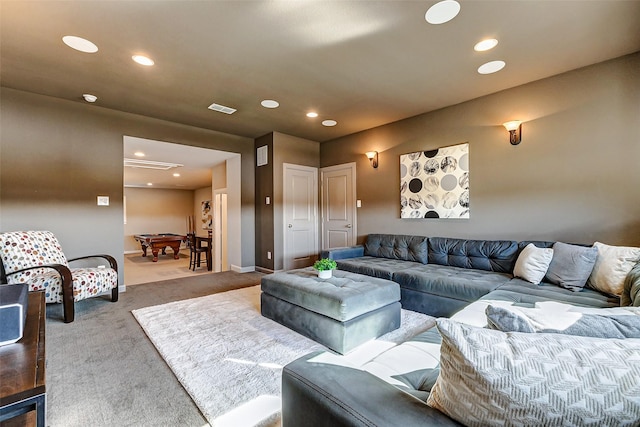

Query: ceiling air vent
208;103;237;115
124;158;183;170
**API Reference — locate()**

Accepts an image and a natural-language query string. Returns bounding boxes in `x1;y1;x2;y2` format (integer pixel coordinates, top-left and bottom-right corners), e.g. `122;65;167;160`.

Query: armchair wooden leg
60;268;74;323
62;286;74;323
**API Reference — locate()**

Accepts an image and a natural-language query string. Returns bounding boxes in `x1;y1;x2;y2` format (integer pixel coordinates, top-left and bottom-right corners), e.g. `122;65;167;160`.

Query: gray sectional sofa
282;234;640;426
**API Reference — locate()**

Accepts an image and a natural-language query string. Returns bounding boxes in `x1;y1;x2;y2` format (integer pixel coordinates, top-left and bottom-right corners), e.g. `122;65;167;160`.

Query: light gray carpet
133;286;436;427
45;271;263;427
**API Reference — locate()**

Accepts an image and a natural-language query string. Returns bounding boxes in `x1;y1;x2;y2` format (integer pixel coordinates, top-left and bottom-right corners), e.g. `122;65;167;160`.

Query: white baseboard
231;264;256;273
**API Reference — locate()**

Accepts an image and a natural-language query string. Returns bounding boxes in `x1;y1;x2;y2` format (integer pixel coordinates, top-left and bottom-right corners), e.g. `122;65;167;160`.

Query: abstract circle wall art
400;142;469;219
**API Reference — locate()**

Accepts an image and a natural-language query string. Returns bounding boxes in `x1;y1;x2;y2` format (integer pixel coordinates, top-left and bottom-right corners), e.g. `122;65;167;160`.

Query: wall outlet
267;251;272;260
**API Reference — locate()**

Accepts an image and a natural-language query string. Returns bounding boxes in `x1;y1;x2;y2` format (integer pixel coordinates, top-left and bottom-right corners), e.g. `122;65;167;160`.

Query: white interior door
321;163;356;249
283;163;318;270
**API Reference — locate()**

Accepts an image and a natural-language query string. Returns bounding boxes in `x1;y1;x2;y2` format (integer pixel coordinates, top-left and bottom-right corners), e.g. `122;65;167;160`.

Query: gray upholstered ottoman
260;268;401;354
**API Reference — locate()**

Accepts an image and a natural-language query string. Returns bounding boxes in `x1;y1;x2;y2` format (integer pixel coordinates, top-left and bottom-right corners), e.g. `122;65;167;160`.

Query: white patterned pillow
427;319;640;426
587;242;640;296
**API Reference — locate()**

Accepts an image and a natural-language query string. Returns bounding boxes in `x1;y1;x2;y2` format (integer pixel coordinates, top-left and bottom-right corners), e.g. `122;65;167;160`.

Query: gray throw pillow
544;242;597;291
427;319;640;426
486;305;640;339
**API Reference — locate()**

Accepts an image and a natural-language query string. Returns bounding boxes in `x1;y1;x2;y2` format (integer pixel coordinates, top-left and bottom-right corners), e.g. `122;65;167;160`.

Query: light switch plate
356;200;362;208
97;196;109;206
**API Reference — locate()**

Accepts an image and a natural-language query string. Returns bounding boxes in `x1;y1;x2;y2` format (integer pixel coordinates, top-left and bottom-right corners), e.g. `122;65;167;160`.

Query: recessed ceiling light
261;100;279;108
173;173;180;177
82;93;97;103
62;36;98;53
425;0;460;25
306;112;318;118
478;60;506;74
322;120;337;127
147;183;153;186
474;38;498;52
134;151;145;157
132;55;154;66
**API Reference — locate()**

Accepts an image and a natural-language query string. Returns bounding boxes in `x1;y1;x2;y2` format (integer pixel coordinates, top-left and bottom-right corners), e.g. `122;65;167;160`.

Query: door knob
346;224;352;228
288;224;293;228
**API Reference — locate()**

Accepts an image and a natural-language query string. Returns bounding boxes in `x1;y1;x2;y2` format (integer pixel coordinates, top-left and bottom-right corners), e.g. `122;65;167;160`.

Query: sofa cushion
364;234;428;264
513;243;554;284
587;242;640;297
544;242;598;291
486;278;619;308
361;328;442;394
428;237;518;273
427;319;640;426
336;256;422;280
486;304;640;338
394;264;512;302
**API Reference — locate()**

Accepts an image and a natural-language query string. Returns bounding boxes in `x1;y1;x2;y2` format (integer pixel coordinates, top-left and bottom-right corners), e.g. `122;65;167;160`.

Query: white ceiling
2;0;640;187
124;136;236;190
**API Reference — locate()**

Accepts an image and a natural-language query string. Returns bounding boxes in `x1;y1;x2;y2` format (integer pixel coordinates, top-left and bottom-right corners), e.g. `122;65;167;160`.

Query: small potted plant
313;258;337;279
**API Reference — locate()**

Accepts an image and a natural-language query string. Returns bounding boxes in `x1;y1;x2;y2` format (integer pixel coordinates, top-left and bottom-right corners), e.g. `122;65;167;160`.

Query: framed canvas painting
400;142;469;219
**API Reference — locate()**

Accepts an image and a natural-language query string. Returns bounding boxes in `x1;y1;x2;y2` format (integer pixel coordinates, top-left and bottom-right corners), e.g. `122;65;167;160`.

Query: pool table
133;233;187;262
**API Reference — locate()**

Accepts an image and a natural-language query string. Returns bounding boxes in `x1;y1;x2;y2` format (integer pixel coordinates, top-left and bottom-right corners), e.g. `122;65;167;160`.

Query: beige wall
0;88;256;287
124;187;194;253
321;53;640;247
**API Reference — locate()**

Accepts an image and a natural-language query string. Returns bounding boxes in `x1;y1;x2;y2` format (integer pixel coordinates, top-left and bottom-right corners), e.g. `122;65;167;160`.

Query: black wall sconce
365;151;379;168
503;120;522;145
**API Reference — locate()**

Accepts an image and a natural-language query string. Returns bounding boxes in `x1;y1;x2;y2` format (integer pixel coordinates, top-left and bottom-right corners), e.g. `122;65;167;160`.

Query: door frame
320;162;357;249
282;163;319;271
213;188;228;272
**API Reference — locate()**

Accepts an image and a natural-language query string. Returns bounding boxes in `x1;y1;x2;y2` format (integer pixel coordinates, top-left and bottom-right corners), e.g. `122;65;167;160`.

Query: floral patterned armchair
0;230;119;323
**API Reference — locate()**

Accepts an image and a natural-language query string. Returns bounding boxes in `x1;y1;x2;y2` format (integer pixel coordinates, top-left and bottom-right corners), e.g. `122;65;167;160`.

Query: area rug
132;285;435;427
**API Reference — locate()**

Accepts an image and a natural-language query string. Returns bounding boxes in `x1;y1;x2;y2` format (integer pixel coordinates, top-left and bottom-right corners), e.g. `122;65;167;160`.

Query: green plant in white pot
313;258;337;279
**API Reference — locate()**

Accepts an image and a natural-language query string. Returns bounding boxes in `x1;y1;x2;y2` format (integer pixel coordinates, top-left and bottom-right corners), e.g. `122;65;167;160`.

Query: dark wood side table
0;291;46;427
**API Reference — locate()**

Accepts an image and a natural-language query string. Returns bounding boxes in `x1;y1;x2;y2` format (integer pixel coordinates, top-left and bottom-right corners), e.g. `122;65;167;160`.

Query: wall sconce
365;151;379;168
503;120;522;145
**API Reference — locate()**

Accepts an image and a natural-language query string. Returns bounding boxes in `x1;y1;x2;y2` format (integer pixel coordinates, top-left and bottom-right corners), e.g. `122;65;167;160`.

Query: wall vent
208;103;237;114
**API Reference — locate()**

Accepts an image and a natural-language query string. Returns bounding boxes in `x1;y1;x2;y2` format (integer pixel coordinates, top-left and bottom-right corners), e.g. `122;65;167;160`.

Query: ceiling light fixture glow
134;151;145;157
62;36;98;53
425;0;461;25
82;93;97;103
322;120;337;127
147;183;153;186
306;112;318;118
173;173;181;177
478;60;506;74
132;55;154;66
474;38;498;52
261;100;279;109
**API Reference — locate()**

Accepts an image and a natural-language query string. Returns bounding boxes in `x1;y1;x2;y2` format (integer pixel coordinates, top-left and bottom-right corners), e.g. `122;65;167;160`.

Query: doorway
122;136;239;285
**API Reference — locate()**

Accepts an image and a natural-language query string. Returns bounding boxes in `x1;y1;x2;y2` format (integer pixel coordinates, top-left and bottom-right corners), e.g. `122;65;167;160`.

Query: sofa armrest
68;254;118;272
320;246;365;261
282;351;461;427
